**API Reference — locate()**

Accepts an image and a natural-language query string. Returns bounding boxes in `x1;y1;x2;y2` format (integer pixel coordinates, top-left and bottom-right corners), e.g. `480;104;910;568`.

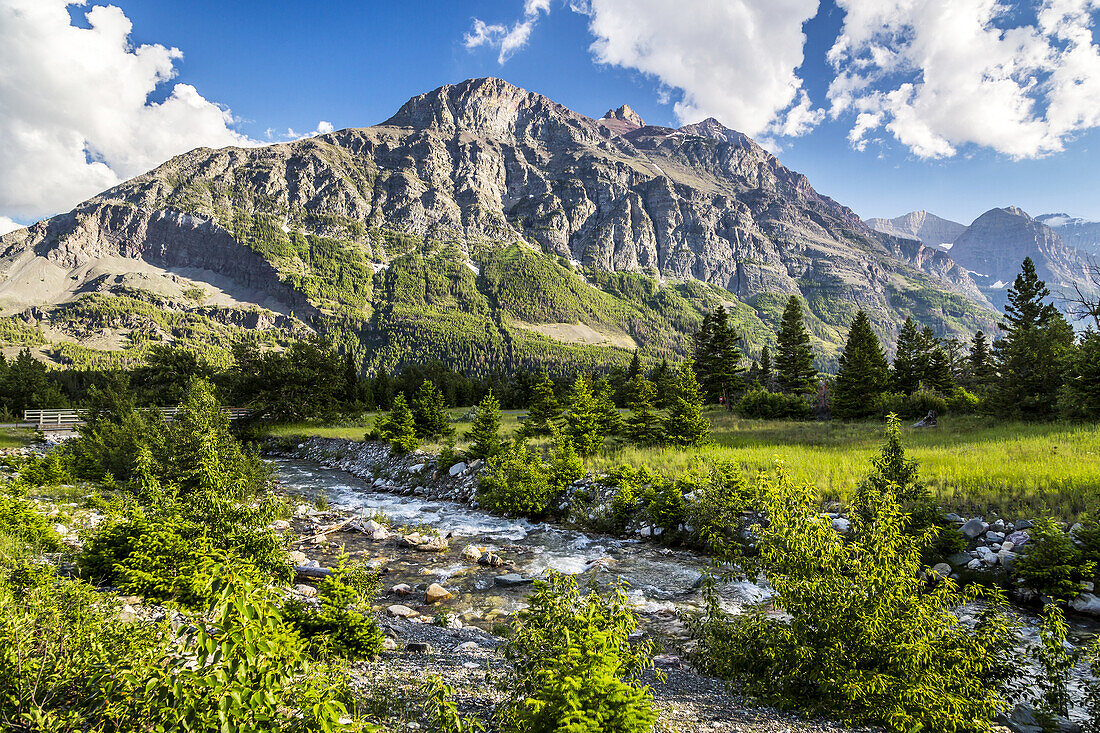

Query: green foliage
0;491;61;553
285;560;384;660
692;305;745;407
498;573;658;733
593;378;623;437
0;348;67;415
662;361;709;447
377;393;419;454
419;676;485;733
1086;635;1100;733
774;296;818;396
467;392;504;461
2;450;73;488
623;376;664;446
736;388;812;420
832;310;890;419
1060;328;1100;420
690;468;1021;732
229;340;349;422
681;463;755;559
854;414;928;512
1012;518;1094;601
563;377;605;456
1030;605;1078;725
522;372;561;437
410;379;454;439
477;438;554;519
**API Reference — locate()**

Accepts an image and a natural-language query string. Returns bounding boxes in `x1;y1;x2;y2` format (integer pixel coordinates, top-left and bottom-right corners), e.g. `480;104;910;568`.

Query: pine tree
521;372;561;437
891;318;923;395
1059;329;1100;419
342;351;362;406
855;414;928;513
652;359;676;409
832;311;890;419
467;392;504;460
378;393;418;454
991;257;1075;420
624;376;664;446
411;379;454;439
775;296;818;396
593;377;623;437
967;331;995;389
759;346;773;391
627;350;642;380
563;376;605;456
692;306;745;409
925;346;956;393
370;368;394;410
664;360;710;446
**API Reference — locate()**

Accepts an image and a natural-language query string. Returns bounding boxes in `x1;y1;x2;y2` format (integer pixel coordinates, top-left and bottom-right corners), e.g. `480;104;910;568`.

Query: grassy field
264;411;1100;519
0;427;34;450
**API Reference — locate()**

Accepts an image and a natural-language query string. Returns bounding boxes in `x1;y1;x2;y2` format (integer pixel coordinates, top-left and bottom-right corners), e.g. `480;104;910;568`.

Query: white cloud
828;0;1100;159
0;216;23;235
0;0;331;223
573;0;824;138
464;0;552;64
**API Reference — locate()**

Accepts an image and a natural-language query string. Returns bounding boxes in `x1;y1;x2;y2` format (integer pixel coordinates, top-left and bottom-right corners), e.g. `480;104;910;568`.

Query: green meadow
267;410;1100;520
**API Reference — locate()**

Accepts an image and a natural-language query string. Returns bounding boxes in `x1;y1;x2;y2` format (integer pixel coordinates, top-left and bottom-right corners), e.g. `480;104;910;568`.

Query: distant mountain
950;206;1097;311
0;77;996;371
865;211;967;251
1038;213;1100;257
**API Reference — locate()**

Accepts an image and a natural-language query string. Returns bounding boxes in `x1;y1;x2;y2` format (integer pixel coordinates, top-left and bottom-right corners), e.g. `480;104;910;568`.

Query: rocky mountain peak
603;104;645;127
865;210;966;250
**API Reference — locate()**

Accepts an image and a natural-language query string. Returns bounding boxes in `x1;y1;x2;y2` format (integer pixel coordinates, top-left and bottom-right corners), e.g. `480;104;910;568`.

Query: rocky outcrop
866;211;966;250
1038;212;1100;256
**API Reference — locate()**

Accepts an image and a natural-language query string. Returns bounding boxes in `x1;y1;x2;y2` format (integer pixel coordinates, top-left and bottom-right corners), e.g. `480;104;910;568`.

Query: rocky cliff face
865;211;967;250
0;77;997;365
1038;213;1100;257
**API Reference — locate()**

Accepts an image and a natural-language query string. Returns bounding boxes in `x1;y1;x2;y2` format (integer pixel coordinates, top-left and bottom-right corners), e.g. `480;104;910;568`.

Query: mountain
950;206;1097;310
865;211;967;251
1038;213;1100;257
0;77;996;372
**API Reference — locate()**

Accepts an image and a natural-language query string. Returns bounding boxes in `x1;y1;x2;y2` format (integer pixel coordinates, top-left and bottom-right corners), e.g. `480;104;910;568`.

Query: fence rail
23;407;251;431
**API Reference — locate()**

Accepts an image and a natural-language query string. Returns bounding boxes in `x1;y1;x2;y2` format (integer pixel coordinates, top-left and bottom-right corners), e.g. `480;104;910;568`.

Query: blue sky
3;0;1100;229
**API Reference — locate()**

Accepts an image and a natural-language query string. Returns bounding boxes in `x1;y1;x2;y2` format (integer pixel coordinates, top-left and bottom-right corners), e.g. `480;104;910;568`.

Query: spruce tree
967;331;995;389
370;368;394;410
521;372;561;437
624;375;664;446
627;350;642;380
832;311;890;419
991;257;1075;420
593;377;623;437
563;376;604;456
411;379;454;439
891;317;923;395
1060;329;1100;419
467;392;504;460
664;361;710;446
652;359;676;409
759;346;773;391
775;296;818;396
692;306;745;409
378;393;418;454
925;346;956;394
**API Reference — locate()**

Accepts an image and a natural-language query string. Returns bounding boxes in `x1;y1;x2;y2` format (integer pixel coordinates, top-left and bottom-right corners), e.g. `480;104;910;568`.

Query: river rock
387;604;419;618
269;519;291;531
463;545;482;562
449;462;467;477
985;531;1005;543
409;463;425;473
947;552;971;567
831;517;851;534
455;641;481;652
416;537;449;552
371;527;391;541
294;583;318;598
1070;592;1100;616
944;513;965;524
400;533;425;547
961;518;988;540
1007;530;1030;546
382;637;398;651
999;550;1018;572
1015;519;1034;530
967;558;982;570
391;583;413;596
931;563;952;580
288;550;308;564
990;519;1006;532
479;551;506;568
976;546;998;565
495;574;533;587
426;584;453;603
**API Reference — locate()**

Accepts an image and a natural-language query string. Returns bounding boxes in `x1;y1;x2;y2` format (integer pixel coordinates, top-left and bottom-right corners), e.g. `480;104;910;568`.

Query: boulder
405;642;432;653
831;517;851;534
371;527;391;541
494;574;533;587
386;604;419;618
976;546;998;565
463;545;482;562
985;531;1006;543
391;583;413;596
426;584;453;604
947;552;971;567
294;583;318;598
999;550;1018;572
288;550;308;564
1015;519;1034;530
269;519;291;531
961;518;988;540
931;563;952;580
409;463;425;474
416;537;449;552
1007;530;1030;546
1070;592;1100;616
448;462;467;477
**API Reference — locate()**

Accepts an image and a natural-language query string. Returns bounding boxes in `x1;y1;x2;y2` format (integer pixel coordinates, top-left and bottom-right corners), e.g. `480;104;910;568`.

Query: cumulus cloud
465;0;551;63
574;0;824;138
0;0;330;223
828;0;1100;159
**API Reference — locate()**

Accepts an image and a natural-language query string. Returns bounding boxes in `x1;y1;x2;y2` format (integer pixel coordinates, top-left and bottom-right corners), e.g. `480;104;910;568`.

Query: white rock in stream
449;462;467;477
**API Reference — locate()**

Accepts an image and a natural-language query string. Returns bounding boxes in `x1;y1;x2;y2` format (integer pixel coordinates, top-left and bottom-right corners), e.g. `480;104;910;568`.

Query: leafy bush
946;387;981;414
681;463;756;559
736;388;812;420
690;469;1021;732
476;439;553;518
420;676;485;733
1013;518;1094;601
1030;605;1078;726
0;492;61;553
498;573;658;733
873;389;949;420
285;560;384;660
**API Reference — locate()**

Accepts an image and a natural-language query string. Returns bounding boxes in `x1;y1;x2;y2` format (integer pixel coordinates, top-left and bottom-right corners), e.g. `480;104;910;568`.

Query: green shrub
1086;635;1100;733
1013;518;1094;601
736;389;812;420
946;387;980;414
285;560;384;660
476;439;553;518
1031;605;1078;726
498;573;658;733
681;462;756;559
873;389;949;420
0;492;61;552
690;469;1021;732
2;451;73;487
420;676;485;733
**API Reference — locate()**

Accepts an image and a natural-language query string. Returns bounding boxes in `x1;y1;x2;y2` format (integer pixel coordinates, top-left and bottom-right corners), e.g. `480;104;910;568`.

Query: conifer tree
652;359;676;409
521;372;561;437
925;346;956;393
854;413;928;513
627;350;642;380
692;306;745;409
891;317;923;395
664;361;710;446
967;331;995;389
593;377;623;437
411;379;454;439
467;392;504;460
832;311;889;419
624;375;664;446
370;368;394;410
775;296;818;396
342;351;362;406
759;346;773;391
991;257;1075;420
563;376;604;456
378;393;418;455
1059;329;1100;419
